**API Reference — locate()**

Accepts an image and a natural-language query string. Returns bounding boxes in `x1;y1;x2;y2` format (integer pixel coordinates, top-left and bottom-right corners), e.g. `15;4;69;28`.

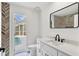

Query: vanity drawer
40;42;57;56
58;51;70;56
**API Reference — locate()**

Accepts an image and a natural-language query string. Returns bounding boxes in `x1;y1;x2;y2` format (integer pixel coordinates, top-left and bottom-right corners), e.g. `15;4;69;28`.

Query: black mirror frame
50;2;79;29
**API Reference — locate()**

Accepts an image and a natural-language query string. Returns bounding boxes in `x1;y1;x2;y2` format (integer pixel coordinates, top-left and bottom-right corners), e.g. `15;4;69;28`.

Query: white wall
9;2;79;55
41;2;79;41
10;4;41;55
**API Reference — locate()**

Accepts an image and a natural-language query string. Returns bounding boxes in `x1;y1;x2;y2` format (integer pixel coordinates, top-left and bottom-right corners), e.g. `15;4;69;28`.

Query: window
14;13;26;36
15;23;26;35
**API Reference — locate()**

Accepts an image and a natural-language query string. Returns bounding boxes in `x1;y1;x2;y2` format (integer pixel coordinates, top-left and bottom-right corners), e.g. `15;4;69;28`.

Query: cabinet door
37;49;43;56
58;51;70;56
40;42;57;56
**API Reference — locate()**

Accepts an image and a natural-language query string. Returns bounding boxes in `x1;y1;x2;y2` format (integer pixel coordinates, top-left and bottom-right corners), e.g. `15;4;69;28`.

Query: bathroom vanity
37;37;79;56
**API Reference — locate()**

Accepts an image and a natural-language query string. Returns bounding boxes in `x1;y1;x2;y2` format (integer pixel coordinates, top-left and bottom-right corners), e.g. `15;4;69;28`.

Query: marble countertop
58;42;79;56
38;37;79;56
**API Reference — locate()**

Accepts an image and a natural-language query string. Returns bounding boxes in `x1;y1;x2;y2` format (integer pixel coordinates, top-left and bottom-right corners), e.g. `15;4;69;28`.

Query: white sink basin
46;40;62;46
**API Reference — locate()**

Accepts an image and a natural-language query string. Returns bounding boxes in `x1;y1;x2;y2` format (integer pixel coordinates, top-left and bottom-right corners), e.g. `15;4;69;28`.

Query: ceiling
9;2;52;9
53;3;78;16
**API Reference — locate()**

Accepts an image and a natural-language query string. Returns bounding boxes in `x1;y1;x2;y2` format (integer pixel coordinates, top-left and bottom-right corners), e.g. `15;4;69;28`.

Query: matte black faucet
55;34;60;42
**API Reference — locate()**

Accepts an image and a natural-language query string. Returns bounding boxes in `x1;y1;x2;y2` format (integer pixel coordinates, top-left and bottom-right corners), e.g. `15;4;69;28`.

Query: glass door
14;13;27;56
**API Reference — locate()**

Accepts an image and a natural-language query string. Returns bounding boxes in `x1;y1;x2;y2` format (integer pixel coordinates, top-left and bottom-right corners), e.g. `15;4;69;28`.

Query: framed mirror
50;2;79;28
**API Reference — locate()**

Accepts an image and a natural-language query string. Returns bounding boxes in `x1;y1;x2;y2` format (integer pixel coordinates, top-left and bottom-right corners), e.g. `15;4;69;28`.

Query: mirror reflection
50;3;78;28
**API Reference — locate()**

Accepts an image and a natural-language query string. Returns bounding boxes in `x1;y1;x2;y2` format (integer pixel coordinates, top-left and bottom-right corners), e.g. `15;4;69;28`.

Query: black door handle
0;48;5;52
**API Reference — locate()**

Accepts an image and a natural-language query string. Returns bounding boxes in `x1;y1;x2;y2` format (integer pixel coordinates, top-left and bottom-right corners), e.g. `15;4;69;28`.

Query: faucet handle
61;39;65;43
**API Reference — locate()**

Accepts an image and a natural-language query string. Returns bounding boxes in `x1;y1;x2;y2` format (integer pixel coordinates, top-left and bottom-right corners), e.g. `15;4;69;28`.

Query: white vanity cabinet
37;39;70;56
37;40;57;56
58;51;70;56
40;42;57;56
37;39;48;56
